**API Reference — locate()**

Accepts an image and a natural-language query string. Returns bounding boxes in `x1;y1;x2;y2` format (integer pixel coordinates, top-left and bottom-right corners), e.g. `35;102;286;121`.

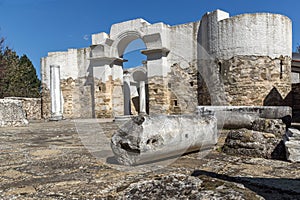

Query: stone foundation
223;128;285;160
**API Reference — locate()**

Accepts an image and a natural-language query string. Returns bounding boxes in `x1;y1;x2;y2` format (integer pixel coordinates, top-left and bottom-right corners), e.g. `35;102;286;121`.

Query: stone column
50;65;63;120
141;48;170;114
139;81;146;114
123;73;131;115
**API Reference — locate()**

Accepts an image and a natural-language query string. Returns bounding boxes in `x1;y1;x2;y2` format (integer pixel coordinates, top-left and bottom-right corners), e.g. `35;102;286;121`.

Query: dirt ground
0;119;299;199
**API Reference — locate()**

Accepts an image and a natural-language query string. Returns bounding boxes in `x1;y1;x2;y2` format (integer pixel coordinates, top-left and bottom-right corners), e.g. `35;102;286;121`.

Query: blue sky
0;0;299;78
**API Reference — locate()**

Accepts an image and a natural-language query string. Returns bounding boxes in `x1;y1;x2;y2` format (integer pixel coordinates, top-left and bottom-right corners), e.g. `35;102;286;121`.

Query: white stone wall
110;18;150;39
42;10;292;86
217;13;292;59
168;22;199;69
198;10;230;58
41;48;91;88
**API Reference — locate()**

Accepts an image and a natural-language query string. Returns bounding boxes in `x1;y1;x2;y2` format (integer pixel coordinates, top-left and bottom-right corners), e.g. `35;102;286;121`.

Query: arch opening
121;38;149;115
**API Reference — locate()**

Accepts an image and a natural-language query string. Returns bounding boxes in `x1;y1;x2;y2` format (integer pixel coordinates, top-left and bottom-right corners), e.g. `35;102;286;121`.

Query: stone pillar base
49;114;63;121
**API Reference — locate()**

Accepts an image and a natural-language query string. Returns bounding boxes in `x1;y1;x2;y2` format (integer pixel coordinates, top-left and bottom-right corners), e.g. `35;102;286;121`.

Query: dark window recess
174;100;178;106
190;81;194;87
99;86;102;92
154;89;158;93
218;62;222;73
168;83;172;88
280;60;283;79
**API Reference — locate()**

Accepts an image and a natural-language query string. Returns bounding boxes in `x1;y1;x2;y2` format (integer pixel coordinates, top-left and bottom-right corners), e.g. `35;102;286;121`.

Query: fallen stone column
196;106;292;129
111;113;217;166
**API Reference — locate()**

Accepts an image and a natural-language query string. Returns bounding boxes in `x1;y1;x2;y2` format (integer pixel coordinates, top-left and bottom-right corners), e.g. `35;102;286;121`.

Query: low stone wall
0;99;28;127
5;97;42;120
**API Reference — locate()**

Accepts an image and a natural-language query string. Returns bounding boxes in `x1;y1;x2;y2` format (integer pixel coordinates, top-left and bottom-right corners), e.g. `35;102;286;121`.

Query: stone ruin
41;9;293;119
1;9;299;162
0;98;41;127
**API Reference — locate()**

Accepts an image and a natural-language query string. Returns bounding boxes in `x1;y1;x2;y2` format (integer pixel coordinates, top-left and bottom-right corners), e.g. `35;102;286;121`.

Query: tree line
0;36;41;98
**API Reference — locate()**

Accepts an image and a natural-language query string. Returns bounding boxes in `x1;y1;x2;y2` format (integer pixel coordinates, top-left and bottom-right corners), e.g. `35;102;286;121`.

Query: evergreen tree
0;36;41;98
1;48;20;97
17;55;41;98
0;37;5;98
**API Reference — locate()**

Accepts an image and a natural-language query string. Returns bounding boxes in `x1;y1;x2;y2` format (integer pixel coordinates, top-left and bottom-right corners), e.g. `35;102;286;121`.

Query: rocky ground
0;119;299;199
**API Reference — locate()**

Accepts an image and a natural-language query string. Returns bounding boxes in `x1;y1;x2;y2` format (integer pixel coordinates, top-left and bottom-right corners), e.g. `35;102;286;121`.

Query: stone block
284;128;300;162
4;97;41;120
222;128;285;160
251;118;285;137
0;99;29;127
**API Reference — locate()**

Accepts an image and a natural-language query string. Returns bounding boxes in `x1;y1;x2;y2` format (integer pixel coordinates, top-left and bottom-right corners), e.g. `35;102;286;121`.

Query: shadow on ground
191;170;300;200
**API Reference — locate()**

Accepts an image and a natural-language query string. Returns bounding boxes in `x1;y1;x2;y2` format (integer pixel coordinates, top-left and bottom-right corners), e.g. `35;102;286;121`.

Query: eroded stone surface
4;97;42;120
0;99;28;127
284;128;300;162
251;118;285;137
222;129;285;160
0;120;299;199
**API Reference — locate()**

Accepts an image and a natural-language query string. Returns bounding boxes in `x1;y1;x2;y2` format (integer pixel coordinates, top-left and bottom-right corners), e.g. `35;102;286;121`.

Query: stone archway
111;32;148;115
88;19;168;117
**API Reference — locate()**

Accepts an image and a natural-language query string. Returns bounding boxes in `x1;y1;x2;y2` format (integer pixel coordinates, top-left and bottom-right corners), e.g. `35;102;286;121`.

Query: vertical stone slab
50;65;63;120
139;81;146;114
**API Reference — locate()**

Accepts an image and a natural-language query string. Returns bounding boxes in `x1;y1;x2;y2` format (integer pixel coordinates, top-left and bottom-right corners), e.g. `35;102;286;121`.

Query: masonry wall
220;56;291;106
4;97;42;120
197;11;293;107
167;63;198;114
60;78;92;118
94;76;123;118
41;48;92;119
